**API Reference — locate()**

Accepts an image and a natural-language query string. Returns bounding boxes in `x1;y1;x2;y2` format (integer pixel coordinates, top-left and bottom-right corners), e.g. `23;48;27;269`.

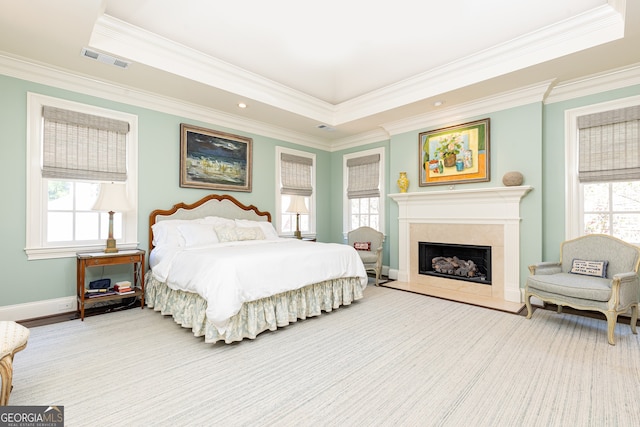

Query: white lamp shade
286;195;309;214
92;183;131;212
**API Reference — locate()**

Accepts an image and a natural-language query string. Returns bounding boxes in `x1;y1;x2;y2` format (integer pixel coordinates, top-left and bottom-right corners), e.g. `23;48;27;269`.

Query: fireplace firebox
419;242;492;285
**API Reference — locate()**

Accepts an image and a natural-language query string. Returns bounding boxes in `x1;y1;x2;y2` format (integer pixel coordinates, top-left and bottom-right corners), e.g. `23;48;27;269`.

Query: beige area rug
10;286;640;426
368;275;391;286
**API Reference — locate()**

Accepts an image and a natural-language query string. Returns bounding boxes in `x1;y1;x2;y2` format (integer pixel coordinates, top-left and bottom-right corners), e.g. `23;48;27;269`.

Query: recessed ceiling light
433;101;444;107
238;102;247;108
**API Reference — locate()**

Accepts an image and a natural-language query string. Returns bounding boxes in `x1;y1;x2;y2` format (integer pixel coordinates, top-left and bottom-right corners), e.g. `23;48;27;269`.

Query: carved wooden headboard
148;194;271;252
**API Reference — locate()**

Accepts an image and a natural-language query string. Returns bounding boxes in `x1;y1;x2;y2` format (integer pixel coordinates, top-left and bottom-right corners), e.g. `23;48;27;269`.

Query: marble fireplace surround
389;186;532;312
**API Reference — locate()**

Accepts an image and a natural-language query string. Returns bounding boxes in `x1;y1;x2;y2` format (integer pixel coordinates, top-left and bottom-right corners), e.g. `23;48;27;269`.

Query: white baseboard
0;296;77;322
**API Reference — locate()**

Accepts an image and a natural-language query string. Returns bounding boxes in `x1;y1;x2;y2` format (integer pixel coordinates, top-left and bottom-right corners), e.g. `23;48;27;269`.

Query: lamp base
294;230;302;239
104;237;118;253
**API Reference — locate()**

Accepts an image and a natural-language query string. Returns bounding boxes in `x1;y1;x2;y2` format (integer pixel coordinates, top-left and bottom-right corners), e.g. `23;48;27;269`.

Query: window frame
25;93;139;260
565;94;640;240
343;147;385;235
275;146;316;237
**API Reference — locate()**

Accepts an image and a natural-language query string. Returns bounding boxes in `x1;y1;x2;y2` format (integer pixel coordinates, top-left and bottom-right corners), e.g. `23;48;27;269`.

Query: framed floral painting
419;118;490;186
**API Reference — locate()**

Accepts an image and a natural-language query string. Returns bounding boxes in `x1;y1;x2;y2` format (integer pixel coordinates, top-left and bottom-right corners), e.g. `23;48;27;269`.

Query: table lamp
286;195;308;239
92;182;131;253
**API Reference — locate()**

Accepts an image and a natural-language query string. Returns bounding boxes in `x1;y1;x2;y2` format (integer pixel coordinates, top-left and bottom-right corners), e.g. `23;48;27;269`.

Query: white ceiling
0;0;638;147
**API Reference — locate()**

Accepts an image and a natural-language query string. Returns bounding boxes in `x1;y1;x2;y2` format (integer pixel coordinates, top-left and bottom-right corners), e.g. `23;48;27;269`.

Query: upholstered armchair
1;321;30;405
524;234;640;345
348;226;384;286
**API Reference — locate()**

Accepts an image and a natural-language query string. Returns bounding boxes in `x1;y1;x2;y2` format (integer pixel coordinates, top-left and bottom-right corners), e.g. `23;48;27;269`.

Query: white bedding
150;238;367;333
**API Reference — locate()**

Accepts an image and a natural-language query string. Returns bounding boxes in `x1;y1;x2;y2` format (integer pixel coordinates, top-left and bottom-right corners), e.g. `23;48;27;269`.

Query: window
343;148;384;233
566;96;640;245
275;147;316;237
582;181;640;243
26;93;138;259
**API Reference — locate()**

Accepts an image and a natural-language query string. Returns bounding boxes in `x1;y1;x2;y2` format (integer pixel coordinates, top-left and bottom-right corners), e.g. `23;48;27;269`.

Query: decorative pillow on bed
235;226;265;241
569;259;608;278
354;241;372;251
235;219;279;240
215;226;239;242
215;225;266;242
177;223;220;247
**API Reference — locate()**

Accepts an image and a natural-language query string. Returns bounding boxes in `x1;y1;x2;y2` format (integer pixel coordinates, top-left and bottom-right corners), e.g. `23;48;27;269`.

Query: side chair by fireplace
524;234;640;345
348;226;384;286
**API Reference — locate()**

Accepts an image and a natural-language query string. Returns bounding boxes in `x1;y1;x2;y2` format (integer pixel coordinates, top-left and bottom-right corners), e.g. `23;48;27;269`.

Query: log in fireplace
419;242;492;285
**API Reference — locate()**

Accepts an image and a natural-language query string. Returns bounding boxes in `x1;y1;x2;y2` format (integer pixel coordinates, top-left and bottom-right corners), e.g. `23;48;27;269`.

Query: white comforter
150;239;367;333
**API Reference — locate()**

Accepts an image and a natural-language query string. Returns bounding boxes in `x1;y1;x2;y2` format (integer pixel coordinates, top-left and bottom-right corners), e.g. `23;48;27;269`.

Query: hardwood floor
18;298;141;328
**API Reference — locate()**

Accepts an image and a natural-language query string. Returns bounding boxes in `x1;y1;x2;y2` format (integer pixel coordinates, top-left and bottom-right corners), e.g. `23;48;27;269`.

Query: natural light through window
566;95;640;245
582;181;640;244
350;197;380;230
275;146;315;237
26;93;138;260
343;147;384;234
46;181;121;244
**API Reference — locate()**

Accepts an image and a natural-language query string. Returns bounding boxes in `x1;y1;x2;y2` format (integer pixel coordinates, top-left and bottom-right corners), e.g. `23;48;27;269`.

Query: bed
144;194;368;343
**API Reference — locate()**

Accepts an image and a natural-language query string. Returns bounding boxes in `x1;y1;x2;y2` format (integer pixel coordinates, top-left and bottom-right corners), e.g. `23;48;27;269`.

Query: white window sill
25;242;140;260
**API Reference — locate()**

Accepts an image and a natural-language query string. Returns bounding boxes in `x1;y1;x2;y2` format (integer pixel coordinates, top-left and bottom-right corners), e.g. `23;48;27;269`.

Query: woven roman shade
577;105;640;183
347;154;380;199
280;153;313;196
42;106;129;181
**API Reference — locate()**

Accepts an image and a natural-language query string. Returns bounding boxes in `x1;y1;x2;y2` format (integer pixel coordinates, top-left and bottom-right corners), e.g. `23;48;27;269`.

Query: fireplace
419;242;491;284
389;186;531;312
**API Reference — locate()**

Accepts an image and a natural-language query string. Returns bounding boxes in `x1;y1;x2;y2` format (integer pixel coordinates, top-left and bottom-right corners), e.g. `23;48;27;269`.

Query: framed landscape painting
180;124;253;192
419;118;490;186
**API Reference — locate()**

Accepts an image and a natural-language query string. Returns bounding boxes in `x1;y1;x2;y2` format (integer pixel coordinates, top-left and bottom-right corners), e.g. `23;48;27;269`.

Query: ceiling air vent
81;48;130;69
316;124;335;132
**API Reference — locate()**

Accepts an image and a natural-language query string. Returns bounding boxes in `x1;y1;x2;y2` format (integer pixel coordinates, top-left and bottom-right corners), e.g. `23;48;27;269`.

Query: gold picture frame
180;124;252;192
419;118;490;186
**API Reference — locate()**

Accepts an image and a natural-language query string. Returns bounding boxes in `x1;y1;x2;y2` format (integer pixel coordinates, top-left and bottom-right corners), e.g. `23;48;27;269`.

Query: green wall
330;141;391;263
542;84;640;261
2;68;640;318
0;73;332;308
384;104;544;283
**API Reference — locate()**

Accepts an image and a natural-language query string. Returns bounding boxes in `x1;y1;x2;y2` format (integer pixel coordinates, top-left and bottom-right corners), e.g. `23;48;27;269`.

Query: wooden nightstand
76;249;145;320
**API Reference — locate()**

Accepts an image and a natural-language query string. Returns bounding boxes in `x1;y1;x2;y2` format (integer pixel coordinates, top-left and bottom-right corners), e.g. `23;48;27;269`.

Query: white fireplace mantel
389;186;532;303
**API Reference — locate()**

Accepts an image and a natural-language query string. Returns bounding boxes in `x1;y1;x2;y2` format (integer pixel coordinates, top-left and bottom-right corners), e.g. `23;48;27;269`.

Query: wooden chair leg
605;310;617;346
0;355;13;406
631;305;638;335
524;291;534;319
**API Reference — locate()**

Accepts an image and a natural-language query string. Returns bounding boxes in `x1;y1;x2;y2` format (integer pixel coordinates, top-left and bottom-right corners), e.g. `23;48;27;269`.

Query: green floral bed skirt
144;272;365;344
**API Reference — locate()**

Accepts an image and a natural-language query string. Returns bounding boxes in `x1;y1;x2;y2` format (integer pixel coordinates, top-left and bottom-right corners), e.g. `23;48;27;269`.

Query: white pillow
203;216;236;228
235;219;279;240
177;223;219;247
152;220;190;247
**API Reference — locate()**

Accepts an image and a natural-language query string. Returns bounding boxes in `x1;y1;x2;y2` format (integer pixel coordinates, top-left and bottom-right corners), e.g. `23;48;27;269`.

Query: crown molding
90;15;337;126
90;4;623;128
379;80;554;136
328;128;390;152
334;4;623;125
545;62;640;104
0;52;332;151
